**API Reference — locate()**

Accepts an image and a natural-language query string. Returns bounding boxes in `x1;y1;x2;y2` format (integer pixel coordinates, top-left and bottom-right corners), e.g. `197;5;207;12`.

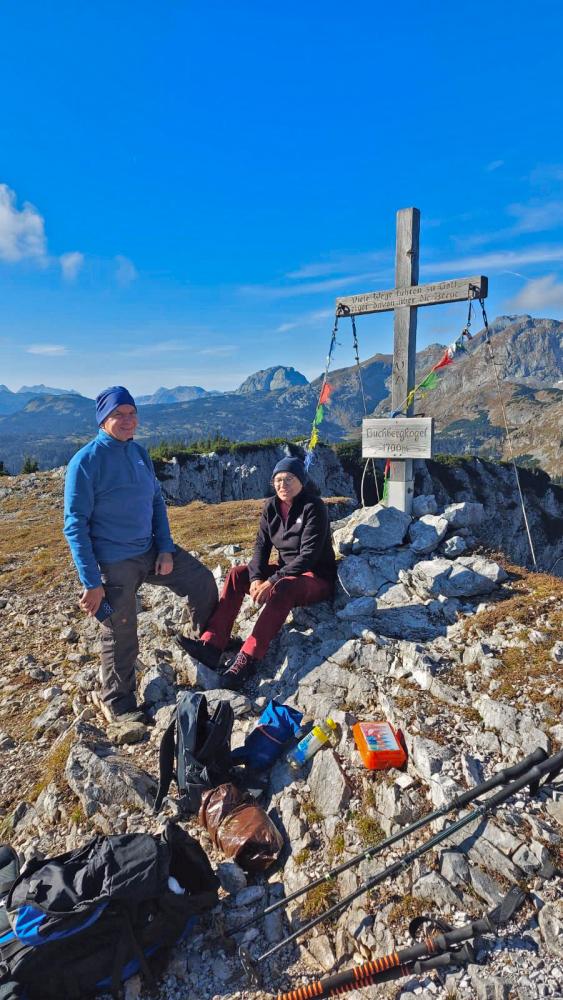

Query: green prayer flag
419;371;439;391
314;404;324;424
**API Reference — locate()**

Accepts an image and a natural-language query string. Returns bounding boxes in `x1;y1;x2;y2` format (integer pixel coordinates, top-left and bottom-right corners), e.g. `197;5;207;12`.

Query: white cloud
287;251;387;280
241;270;389;300
486;159;505;172
507;200;563;234
60;251;84;281
275;308;333;333
0;183;47;262
26;344;68;356
424;245;563;275
115;255;138;286
508;274;563;311
197;346;237;356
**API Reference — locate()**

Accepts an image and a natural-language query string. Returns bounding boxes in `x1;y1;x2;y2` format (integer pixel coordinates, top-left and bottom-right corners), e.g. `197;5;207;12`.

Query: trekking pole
235;747;547;938
239;749;563;982
275;887;525;999
277;945;476;998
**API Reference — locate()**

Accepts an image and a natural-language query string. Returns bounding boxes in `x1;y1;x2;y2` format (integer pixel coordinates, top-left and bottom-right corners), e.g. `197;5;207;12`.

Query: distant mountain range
136;386;213;405
1;315;561;477
0;384;81;415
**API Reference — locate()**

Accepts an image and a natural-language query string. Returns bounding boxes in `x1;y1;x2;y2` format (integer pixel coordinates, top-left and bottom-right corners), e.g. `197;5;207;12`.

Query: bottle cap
325;718;338;730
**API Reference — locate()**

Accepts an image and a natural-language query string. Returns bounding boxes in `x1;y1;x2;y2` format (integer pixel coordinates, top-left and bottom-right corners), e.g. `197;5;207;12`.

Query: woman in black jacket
176;457;336;689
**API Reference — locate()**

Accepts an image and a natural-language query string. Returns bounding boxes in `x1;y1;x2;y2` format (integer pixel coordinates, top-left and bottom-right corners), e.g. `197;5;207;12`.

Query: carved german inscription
337;276;487;316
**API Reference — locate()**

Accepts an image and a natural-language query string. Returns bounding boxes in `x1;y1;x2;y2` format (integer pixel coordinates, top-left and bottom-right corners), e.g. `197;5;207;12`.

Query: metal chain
479;299;537;569
351;314;380;505
305;314;340;471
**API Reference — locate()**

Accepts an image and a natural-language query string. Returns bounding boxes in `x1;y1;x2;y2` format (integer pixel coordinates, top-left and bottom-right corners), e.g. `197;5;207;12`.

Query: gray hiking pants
99;545;217;715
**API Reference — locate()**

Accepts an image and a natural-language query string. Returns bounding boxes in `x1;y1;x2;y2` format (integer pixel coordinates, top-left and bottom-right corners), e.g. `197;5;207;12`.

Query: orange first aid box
352;721;407;770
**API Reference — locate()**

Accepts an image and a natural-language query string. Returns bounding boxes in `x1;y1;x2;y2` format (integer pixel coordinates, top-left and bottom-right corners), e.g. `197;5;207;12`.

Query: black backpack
0;823;218;1000
154;691;234;815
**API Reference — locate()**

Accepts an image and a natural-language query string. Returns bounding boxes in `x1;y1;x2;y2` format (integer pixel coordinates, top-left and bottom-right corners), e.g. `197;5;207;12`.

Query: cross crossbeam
336;275;488;317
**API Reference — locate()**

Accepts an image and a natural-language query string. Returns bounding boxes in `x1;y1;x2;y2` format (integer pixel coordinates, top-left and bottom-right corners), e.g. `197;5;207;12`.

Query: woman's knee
226;564;250;589
269;578;296;604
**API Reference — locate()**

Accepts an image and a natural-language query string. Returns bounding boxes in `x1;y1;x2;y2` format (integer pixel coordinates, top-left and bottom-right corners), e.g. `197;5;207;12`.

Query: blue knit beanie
272;456;307;484
95;386;136;426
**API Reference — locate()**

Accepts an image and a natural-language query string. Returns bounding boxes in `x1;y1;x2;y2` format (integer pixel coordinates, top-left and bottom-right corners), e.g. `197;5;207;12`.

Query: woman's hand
249;579;263;601
254;580;273;606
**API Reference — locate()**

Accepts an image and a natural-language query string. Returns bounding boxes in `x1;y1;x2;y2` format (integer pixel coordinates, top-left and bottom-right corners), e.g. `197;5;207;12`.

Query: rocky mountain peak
236;365;309;394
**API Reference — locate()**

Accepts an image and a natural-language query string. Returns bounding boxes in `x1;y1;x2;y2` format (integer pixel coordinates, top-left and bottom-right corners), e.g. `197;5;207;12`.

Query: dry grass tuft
461;565;563;636
0;495;72;592
300;879;338;921
387;894;430;926
352;812;385;848
29;734;75;799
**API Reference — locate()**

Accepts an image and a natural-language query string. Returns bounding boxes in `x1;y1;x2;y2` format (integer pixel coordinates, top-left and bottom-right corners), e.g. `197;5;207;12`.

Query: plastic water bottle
287;715;338;769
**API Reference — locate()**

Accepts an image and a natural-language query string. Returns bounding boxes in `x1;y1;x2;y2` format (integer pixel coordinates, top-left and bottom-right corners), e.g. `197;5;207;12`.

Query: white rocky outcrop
156;442;354;504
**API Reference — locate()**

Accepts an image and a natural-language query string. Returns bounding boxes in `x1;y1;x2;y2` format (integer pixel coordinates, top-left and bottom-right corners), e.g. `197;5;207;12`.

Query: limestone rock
308;749;352;817
443;501;485;529
139;661;176;709
410;736;455;780
412;494;438;517
538;900;563;959
217;862;247;895
333;504;411;553
337;556;384;597
410;555;507;598
408;514;449;554
65;740;157;817
412;872;462;908
442;534;468;557
370;602;450;641
468;964;510;1000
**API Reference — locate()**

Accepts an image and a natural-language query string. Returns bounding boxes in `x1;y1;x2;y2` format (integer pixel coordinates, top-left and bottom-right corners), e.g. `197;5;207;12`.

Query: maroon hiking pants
201;563;332;660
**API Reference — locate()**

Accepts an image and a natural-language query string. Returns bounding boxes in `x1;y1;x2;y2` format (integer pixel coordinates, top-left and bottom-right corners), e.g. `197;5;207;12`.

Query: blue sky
1;0;563;396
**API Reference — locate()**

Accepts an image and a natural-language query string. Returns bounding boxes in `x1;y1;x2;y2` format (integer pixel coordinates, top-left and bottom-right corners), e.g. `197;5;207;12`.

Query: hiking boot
225;636;244;653
221;650;258;691
173;635;222;669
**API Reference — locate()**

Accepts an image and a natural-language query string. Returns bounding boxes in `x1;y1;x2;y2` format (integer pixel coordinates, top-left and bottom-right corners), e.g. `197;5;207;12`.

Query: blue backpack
230;700;303;771
0;823;218;1000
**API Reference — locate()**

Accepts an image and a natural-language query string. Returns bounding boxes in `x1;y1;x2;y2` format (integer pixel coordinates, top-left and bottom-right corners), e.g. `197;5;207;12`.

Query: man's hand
254;580;273;606
155;552;174;575
80;586;105;616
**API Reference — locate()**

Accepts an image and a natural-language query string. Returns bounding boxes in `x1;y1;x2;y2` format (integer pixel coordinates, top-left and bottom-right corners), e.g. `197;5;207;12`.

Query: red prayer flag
433;351;454;371
319;382;333;405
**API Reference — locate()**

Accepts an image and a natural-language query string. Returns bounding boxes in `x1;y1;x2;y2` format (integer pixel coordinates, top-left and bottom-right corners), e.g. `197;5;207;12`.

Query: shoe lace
227;651;250;676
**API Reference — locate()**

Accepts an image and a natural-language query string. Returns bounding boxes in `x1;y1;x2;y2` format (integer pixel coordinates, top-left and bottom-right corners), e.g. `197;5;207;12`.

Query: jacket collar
96;429;130;448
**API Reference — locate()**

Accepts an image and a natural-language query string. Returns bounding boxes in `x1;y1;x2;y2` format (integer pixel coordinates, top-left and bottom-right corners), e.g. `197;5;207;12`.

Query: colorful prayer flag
314;404;324;425
418;371;439;393
433;351;454;371
319;382;333;405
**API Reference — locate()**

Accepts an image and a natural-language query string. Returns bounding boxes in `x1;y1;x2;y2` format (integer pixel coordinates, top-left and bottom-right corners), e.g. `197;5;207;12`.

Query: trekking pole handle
481;749;563;811
453;746;547;808
413;943;475;972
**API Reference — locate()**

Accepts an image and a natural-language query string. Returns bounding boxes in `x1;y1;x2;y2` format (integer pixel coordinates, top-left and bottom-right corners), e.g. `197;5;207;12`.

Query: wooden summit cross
335;207;488;514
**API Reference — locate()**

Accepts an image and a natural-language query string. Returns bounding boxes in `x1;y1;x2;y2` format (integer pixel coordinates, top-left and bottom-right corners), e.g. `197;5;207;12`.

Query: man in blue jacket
64;386;218;723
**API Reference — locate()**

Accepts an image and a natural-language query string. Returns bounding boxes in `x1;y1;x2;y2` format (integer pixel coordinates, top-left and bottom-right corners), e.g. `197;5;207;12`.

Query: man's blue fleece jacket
63;430;174;589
